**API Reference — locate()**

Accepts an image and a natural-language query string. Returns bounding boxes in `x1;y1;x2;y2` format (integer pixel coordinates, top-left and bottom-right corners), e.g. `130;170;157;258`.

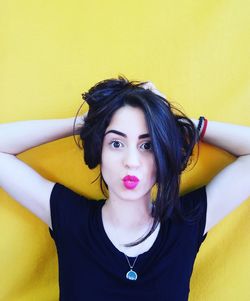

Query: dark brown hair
75;75;199;247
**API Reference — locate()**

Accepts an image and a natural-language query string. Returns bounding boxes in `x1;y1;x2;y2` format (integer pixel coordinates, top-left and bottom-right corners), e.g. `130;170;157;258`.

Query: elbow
237;154;250;169
0;150;17;156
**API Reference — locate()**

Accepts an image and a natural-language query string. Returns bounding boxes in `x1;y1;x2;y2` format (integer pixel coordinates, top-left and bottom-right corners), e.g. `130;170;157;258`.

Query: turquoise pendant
126;269;138;281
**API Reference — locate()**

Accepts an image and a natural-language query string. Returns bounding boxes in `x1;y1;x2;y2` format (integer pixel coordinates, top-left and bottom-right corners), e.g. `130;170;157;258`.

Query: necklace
125;254;139;280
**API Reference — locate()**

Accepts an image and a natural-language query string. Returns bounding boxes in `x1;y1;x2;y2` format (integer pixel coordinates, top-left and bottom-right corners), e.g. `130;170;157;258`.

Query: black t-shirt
49;183;207;301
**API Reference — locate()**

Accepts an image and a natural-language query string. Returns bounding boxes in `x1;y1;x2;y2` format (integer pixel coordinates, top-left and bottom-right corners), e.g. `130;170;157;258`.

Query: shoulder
172;186;207;225
50;182;101;205
180;186;206;209
174;186;208;247
49;182;105;238
180;186;207;208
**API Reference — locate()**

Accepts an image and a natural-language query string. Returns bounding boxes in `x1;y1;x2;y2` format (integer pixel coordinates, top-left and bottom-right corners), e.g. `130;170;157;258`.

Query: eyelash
108;140;152;151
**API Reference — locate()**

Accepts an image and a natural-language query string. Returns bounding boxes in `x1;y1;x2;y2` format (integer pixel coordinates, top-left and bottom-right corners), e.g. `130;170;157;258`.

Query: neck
102;193;153;231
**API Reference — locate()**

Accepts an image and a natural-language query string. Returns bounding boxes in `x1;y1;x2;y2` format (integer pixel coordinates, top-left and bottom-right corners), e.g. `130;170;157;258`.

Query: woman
0;76;249;300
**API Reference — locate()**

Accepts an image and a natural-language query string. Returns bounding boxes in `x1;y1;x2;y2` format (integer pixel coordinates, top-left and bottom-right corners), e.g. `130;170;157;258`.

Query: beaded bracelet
197;116;205;133
197;116;208;141
200;118;208;140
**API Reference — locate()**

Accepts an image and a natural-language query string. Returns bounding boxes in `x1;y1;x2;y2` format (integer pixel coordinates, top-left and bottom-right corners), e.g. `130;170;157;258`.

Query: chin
120;190;148;201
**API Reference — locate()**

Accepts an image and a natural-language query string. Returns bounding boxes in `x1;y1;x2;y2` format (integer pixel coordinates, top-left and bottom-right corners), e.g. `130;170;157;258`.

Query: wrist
197;117;208;141
191;117;208;141
72;114;85;135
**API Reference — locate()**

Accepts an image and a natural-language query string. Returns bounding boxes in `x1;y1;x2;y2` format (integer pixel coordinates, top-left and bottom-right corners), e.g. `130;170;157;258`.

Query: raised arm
0;116;84;228
133;82;250;234
193;119;250;234
0;117;83;154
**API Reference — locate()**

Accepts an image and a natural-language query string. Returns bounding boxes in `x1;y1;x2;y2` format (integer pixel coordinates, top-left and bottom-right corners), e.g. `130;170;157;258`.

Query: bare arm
0;116;83;154
192;119;250;234
0;115;85;228
192;119;250;157
134;81;250;234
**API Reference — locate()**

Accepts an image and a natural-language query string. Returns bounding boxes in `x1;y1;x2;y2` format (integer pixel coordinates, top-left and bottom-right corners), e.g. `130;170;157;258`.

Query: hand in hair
141;81;166;99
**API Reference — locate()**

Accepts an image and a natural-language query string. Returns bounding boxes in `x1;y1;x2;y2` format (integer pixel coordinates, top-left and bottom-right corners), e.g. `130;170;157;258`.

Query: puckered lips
122;175;140;190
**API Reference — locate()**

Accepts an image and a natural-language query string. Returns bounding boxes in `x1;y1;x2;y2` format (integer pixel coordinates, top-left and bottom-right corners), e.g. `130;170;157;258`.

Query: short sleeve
49;183;90;241
180;186;208;251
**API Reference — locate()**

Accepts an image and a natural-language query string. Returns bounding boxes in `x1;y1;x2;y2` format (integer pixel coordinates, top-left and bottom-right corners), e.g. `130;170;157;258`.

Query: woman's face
101;105;157;202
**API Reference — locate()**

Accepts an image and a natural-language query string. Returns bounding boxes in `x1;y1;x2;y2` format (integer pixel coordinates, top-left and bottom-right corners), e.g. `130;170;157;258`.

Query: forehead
106;106;148;134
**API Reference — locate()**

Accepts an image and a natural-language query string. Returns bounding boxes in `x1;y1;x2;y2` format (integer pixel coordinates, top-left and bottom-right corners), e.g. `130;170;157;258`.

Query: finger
141;82;156;90
142;82;166;99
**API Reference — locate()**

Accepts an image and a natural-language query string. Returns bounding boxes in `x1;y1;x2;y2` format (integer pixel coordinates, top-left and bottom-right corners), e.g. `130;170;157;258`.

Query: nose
123;147;140;169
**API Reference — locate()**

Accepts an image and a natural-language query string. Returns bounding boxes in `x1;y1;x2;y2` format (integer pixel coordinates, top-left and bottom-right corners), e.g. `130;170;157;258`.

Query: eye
109;140;124;148
141;142;152;151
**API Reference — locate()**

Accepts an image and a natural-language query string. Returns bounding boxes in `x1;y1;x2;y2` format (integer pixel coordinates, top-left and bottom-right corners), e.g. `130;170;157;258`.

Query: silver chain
124;254;139;269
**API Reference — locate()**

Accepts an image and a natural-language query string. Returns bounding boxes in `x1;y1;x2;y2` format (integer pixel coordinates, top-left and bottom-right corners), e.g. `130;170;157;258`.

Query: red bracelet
200;118;208;140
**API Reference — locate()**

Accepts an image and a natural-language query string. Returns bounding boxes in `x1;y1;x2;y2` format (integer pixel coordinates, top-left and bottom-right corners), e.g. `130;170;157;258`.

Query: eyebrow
104;130;150;139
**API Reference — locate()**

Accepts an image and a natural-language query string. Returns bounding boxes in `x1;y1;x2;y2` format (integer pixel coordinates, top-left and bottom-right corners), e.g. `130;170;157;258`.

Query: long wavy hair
74;75;199;247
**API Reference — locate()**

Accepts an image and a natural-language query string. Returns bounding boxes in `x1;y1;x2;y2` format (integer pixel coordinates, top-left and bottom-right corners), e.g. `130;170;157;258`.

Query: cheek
101;152;108;175
100;162;110;188
149;159;157;182
101;147;121;170
101;151;119;184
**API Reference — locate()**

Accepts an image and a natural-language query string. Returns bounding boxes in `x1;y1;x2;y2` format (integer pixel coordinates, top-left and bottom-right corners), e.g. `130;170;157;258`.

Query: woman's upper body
0;77;250;298
48;182;207;300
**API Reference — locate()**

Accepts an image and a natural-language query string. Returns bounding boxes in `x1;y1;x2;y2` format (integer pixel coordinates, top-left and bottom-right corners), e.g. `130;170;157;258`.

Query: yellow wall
0;0;249;300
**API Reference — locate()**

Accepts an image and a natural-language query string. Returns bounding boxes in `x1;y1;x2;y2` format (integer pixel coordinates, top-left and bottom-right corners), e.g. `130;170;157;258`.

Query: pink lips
122;175;140;190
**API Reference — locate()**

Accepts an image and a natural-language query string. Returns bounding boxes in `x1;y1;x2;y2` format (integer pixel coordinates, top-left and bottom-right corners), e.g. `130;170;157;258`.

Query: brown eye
109;140;123;148
141;142;152;151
